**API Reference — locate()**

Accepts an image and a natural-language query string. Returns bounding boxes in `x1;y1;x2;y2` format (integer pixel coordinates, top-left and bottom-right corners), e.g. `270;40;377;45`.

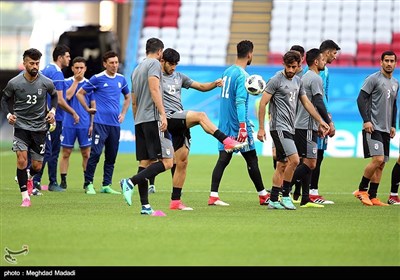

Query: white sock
391;192;398;196
21;191;30;200
310;189;319;195
258;189;267;196
210;191;219;198
143;204;151;208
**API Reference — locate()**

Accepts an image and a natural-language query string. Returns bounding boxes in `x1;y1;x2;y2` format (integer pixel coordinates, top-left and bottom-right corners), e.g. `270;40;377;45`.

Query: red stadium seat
161;15;178;27
147;0;165;5
267;52;283;65
355;52;374;67
335;54;355;66
392;33;400;44
374;43;391;56
144;15;161;27
146;4;163;17
357;43;374;54
163;5;180;17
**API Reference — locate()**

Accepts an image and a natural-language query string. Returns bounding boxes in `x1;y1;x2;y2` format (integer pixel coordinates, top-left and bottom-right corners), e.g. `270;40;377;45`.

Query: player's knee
176;158;188;170
163;158;174;170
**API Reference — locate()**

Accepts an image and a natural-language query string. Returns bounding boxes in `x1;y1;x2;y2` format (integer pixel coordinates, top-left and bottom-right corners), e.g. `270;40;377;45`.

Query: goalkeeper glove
237;122;248;142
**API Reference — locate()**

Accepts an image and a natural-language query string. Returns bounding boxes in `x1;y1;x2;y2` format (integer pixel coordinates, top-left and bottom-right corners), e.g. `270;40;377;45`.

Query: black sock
138;180;149;205
368;182;379;199
282;180;291;196
270;186;281;202
61;173;67;183
243;150;264;192
291;163;311;193
359;176;370;192
300;172;312;205
210;151;231;193
17;168;28;192
148;176;155;185
310;149;324;190
391;162;400;193
171;187;182;200
130;161;166;185
213;129;227;143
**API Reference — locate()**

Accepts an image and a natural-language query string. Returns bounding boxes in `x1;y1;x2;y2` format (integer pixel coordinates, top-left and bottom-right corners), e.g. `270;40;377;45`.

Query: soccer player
59;57;95;190
290;48;334;208
34;44;79;192
208;40;271;207
269;45;305;172
159;48;246;210
1;48;58;206
120;38;173;215
76;51;130;195
257;50;330;210
306;40;340;204
354;51;398;206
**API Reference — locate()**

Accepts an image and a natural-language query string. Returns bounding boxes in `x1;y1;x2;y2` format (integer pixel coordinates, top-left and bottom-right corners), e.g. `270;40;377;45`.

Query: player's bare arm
257;92;272;142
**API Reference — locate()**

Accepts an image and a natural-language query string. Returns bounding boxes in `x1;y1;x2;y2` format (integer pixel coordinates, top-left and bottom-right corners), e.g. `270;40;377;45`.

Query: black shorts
135;121;174;161
294;129;318;159
167;117;191;151
13;128;47;161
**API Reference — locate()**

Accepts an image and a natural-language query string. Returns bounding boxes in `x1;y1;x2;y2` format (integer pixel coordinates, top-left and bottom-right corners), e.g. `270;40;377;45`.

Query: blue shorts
61;126;92;148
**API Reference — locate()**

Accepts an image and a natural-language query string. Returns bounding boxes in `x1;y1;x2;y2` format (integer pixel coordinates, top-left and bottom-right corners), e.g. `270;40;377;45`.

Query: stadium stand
268;0;399;66
137;0;398;67
137;0;233;66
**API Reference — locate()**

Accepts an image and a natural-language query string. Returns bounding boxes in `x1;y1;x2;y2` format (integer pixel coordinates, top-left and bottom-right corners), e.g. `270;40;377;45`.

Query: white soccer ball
245;74;266;96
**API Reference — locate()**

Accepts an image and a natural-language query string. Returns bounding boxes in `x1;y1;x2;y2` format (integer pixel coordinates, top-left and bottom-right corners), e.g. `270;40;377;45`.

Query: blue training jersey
41;63;66;122
63;77;94;128
82;71;129;126
218;65;249;150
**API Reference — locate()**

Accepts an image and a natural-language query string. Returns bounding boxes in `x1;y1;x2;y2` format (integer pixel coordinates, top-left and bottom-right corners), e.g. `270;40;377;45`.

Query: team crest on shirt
174;78;178;84
37;89;42;95
118;82;122;88
393;85;397;92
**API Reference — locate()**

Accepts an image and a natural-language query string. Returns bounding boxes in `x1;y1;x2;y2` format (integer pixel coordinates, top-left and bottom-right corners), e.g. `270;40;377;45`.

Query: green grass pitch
0;149;399;266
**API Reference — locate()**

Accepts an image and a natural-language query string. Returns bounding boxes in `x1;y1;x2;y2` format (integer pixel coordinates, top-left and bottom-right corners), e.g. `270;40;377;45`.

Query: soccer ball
245;74;266;96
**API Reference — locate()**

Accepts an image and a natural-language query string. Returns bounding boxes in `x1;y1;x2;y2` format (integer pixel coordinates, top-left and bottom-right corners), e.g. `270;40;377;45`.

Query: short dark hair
23;48;42;61
319;40;341;52
283;50;301;65
52;44;70;61
290;45;305;57
306;48;321;66
72;56;86;65
146;37;164;55
103;51;118;62
381;50;397;61
163;48;180;64
237;40;253;59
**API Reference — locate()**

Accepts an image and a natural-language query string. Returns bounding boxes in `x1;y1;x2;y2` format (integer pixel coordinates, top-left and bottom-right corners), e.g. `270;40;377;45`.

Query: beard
383;67;393;75
28;68;38;77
